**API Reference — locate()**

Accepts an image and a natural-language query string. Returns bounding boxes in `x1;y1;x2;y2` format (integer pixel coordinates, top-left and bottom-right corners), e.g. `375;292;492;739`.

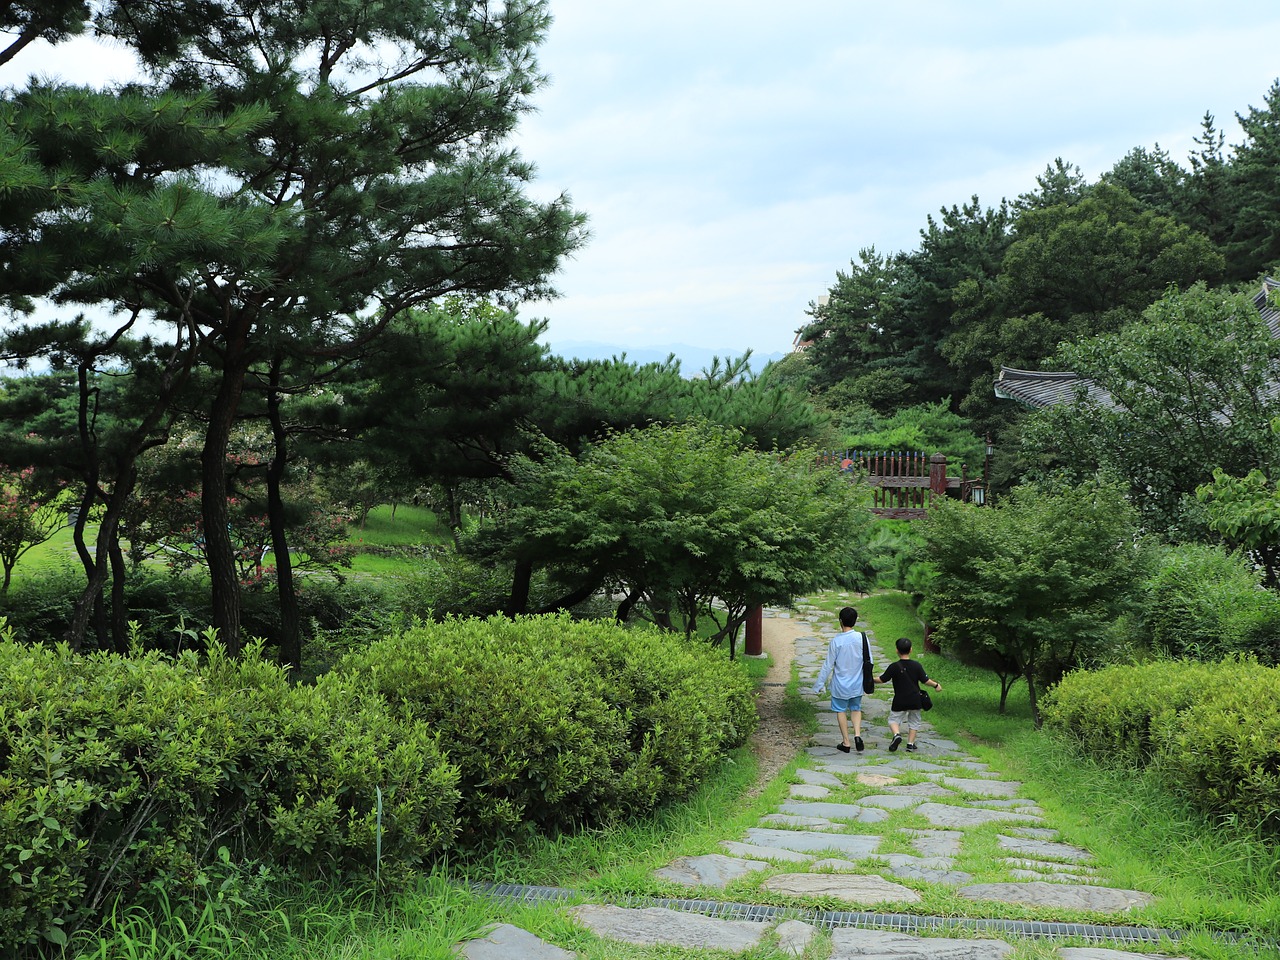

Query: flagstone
905;828;965;857
795;768;845;788
775;919;817;956
652;854;772;888
884;782;953;797
719;841;814;863
915;802;1042;828
761;814;840;830
828;927;1013;959
454;923;575;960
743;828;882;857
762;872;921;904
1002;857;1097;874
997;835;1094;862
943;777;1022;797
857;772;902;787
1008;869;1097;883
957;881;1155;912
568;905;769;952
790;783;831;799
858;793;929;810
779;800;891;823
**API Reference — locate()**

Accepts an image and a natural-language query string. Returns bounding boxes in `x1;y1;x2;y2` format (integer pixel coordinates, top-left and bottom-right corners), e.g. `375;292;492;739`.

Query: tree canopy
921;481;1144;725
476;421;873;649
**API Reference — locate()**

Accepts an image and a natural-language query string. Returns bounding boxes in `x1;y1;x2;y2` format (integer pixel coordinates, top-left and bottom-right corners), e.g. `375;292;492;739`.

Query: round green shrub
1044;656;1280;835
338;613;757;843
0;637;459;952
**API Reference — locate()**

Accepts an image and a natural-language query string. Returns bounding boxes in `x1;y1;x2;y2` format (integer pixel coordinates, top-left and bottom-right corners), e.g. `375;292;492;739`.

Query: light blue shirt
812;628;870;700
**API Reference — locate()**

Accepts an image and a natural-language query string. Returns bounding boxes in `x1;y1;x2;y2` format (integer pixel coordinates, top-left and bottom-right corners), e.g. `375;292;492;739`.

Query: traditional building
994;278;1280;410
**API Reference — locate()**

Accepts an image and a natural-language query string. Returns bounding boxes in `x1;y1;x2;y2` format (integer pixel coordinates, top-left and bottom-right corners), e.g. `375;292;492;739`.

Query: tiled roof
994;368;1117;410
996;278;1280;411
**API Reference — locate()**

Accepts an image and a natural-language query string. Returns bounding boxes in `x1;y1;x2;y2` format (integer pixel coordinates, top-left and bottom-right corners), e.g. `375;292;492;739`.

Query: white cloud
8;4;1280;359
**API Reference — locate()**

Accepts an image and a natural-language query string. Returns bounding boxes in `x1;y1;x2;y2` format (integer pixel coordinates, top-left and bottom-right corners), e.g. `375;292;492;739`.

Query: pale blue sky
7;2;1280;360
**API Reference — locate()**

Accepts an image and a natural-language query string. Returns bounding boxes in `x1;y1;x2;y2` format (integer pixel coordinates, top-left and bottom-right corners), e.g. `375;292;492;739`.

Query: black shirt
879;658;930;711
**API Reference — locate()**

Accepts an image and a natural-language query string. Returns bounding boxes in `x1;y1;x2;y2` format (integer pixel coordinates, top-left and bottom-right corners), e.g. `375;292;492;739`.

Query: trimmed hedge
1043;657;1280;834
0;637;459;951
1;612;759;950
338;613;758;841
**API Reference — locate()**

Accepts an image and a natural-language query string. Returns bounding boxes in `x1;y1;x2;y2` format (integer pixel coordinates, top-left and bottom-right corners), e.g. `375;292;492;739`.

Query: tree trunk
505;556;532;616
108;532;129;654
202;341;251;655
266;364;301;669
615;586;643;623
1025;663;1042;729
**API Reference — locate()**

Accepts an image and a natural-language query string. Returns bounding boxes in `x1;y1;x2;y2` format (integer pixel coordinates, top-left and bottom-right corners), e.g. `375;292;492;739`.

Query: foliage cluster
1043;657;1280;836
835;399;989;470
0;608;758;952
919;479;1144;722
339;613;757;842
0;568;392;660
0;633;460;952
480;421;874;642
1132;541;1280;664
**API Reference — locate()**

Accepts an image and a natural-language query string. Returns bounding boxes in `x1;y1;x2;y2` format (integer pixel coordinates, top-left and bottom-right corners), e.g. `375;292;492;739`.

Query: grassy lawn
50;589;1280;958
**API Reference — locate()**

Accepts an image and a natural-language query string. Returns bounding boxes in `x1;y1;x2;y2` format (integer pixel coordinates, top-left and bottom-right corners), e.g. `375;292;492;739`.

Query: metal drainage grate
473;882;1195;946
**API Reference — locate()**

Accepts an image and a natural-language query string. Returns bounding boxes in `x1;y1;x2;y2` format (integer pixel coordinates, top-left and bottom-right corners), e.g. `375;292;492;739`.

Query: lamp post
981;434;994;506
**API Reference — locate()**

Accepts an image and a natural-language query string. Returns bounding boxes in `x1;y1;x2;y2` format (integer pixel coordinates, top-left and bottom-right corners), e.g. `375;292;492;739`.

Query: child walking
875;636;941;752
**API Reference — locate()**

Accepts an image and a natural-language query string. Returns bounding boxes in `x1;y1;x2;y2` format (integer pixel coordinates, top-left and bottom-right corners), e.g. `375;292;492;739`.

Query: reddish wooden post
929;452;948;505
923;620;940;654
745;603;763;656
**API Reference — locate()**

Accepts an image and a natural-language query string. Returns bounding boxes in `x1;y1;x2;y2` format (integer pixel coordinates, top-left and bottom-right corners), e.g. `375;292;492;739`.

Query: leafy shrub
1043;658;1218;764
338;613;756;843
1044;657;1280;834
1136;542;1280;661
0;635;459;952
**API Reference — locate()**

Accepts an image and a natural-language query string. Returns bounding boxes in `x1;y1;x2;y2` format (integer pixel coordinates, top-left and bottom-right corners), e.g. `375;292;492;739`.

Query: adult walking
811;606;874;752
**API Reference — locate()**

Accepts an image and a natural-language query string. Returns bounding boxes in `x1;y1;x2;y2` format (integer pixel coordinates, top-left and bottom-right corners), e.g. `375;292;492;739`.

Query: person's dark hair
895;636;912;655
839;607;858;628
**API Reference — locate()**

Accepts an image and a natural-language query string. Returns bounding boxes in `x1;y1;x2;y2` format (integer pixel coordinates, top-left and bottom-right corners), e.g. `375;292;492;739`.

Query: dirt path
744;612;811;796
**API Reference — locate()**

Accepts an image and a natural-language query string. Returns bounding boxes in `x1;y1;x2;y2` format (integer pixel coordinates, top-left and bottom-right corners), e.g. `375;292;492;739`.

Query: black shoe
906;743;917;752
854;736;864;752
837;742;851;753
889;734;902;752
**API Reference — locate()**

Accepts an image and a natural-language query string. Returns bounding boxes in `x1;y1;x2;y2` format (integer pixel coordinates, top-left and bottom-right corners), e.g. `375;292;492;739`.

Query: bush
338;614;756;843
1137;542;1280;662
1043;656;1280;834
0;635;459;952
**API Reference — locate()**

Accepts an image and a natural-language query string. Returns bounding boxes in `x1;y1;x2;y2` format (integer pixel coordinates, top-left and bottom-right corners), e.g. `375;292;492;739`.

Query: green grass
350;504;450;548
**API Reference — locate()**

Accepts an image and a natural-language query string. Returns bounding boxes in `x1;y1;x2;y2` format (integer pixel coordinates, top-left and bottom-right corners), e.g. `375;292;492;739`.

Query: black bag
861;632;875;694
919;688;933;711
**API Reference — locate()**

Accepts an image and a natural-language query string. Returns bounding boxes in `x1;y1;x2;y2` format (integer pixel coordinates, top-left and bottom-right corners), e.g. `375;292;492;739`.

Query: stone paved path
455;601;1188;959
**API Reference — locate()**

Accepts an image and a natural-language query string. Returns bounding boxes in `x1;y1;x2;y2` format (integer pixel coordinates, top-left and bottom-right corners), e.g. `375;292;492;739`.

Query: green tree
3;2;585;651
1225;79;1280;279
0;463;65;592
944;182;1224;422
0;1;88;68
1022;283;1280;536
484;421;873;649
1197;451;1280;588
921;481;1143;725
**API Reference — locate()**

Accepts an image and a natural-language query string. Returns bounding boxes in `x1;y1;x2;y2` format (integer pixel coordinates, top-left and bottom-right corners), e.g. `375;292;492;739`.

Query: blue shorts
830;694;863;713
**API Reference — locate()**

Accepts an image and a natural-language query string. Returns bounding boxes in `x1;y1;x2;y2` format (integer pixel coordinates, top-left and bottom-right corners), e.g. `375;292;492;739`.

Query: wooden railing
818;450;984;518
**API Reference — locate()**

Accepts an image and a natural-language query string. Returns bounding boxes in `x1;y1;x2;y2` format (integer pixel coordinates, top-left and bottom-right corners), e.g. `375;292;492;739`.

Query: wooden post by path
929;452;948;502
745;604;763;656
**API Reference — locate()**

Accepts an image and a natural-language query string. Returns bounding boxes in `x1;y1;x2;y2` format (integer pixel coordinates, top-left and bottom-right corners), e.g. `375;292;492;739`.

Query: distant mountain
544;340;788;375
